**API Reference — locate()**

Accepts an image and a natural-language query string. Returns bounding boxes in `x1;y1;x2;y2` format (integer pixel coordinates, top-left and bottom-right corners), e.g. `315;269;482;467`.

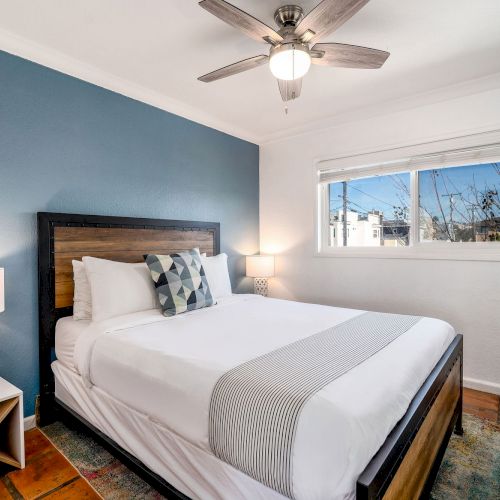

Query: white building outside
329;210;382;247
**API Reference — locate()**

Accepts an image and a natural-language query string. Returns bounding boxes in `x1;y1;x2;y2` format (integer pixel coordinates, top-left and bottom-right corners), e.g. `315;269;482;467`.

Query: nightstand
0;378;25;469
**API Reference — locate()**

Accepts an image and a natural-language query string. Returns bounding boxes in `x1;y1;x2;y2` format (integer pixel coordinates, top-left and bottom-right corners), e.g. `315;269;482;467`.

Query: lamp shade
246;255;275;278
0;268;4;313
269;43;311;81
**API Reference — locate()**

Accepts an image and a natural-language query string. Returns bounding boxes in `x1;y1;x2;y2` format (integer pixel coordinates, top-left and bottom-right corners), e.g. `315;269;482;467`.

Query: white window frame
315;137;500;262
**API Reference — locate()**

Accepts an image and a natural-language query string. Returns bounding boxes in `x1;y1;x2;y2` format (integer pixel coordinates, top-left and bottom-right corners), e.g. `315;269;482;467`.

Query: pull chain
284;47;297;115
284;78;289;115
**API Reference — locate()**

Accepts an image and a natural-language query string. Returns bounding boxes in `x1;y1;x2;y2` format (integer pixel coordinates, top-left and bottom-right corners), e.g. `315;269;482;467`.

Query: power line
334;194;373;214
347;200;374;213
348;185;397;209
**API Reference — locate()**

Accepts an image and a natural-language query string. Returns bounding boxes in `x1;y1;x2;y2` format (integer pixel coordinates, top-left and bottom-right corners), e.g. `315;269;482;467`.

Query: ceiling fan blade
199;0;283;44
198;55;269;83
277;78;302;102
295;0;370;44
311;43;389;68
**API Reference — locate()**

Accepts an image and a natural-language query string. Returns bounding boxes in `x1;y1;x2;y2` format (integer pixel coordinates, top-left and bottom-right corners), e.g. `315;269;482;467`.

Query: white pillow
200;253;232;299
72;260;92;321
83;256;158;322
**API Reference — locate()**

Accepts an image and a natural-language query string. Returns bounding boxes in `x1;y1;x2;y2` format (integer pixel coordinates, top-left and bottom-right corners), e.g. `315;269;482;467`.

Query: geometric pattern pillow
144;248;215;317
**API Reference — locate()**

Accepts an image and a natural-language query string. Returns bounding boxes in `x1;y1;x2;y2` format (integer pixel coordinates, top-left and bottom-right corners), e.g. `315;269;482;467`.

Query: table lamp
246;255;274;297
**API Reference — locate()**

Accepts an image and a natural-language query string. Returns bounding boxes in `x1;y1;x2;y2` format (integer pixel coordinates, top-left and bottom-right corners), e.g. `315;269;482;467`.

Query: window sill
315;244;500;262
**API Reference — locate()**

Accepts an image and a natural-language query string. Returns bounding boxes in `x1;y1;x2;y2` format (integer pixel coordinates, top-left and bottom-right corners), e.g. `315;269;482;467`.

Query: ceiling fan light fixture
269;43;311;81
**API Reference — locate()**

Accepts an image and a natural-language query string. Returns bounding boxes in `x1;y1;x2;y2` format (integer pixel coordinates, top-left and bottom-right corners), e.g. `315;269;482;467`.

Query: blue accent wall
0;50;259;416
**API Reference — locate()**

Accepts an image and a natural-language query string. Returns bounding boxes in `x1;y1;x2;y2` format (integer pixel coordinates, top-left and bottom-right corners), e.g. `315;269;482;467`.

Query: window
317;142;500;257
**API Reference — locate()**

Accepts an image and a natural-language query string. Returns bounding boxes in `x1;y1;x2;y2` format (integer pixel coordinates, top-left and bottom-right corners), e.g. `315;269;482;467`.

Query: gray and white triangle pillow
144;248;215;317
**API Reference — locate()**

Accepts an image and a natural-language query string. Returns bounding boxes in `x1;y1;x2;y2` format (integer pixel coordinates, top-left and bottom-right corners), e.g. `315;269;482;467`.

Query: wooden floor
0;430;99;499
463;387;500;423
0;388;498;499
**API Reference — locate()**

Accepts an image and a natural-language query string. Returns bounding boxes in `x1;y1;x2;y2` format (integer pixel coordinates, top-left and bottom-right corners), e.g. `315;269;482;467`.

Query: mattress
70;295;456;499
55;316;90;368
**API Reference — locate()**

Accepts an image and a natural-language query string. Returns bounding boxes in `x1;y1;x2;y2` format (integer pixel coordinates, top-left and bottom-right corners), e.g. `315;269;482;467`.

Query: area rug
43;413;499;499
42;423;164;499
430;414;500;500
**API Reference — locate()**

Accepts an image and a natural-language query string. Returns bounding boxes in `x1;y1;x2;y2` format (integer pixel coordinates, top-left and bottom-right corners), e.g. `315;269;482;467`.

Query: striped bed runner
209;311;421;498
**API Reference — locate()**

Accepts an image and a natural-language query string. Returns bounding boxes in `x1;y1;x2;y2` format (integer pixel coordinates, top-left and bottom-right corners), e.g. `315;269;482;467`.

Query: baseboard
24;415;36;431
464;377;500;396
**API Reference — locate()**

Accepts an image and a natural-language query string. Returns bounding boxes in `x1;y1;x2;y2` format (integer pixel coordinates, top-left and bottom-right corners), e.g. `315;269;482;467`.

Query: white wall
260;87;500;395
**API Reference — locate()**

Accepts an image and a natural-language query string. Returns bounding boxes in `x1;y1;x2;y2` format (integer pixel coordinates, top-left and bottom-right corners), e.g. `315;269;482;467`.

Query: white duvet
73;294;455;500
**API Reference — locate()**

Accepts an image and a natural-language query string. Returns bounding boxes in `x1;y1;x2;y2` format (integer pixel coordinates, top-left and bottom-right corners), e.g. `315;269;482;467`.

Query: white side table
0;378;25;469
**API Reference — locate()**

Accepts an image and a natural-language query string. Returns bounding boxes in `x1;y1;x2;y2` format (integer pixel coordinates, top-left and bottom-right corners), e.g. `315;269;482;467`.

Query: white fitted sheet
72;295;456;499
55;316;90;368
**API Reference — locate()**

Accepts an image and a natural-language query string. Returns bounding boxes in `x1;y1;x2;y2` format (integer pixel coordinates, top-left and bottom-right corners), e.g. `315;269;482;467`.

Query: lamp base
254;278;269;297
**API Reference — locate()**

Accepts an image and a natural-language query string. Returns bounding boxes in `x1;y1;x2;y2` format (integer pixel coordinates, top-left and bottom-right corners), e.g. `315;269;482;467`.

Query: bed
38;212;463;500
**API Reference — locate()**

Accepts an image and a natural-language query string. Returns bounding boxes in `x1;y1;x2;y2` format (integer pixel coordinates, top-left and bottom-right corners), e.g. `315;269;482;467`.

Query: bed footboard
357;334;463;499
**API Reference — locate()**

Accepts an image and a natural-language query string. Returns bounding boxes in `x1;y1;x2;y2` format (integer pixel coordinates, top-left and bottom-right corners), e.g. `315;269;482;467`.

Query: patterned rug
42;413;499;499
431;414;500;500
42;423;163;499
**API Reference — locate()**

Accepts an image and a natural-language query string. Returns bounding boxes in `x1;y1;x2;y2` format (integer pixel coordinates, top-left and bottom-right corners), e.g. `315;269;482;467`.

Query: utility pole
441;193;461;241
342;181;348;247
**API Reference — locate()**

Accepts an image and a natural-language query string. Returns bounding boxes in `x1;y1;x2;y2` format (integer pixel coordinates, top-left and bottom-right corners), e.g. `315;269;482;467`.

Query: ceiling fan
197;0;390;105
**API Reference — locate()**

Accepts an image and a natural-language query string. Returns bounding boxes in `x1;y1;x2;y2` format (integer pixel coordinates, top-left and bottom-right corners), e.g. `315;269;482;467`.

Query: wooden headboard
37;212;220;423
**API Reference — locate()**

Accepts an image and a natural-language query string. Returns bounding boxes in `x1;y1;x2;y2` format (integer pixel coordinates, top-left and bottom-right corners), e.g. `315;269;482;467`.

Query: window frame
315;141;500;262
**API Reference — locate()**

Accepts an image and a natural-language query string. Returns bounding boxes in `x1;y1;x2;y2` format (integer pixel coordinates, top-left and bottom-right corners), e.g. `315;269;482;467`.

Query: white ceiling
1;0;500;144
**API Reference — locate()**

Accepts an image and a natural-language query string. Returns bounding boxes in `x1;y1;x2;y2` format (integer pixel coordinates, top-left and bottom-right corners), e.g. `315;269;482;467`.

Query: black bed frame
38;212;463;500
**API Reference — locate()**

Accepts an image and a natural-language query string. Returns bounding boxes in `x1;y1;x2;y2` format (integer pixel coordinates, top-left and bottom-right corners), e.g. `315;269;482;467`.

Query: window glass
328;173;411;247
419;163;499;242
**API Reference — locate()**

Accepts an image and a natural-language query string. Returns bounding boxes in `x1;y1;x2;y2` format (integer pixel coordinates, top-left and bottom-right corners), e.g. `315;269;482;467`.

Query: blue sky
329;163;499;223
419;163;499;223
329;172;410;218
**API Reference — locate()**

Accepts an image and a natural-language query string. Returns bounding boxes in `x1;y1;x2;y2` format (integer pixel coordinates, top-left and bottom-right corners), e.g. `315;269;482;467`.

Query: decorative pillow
200;253;232;299
144;248;215;317
83;257;158;322
72;260;92;320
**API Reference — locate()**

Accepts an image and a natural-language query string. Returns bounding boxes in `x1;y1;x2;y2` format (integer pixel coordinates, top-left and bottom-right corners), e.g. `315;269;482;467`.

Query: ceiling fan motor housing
274;5;304;28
